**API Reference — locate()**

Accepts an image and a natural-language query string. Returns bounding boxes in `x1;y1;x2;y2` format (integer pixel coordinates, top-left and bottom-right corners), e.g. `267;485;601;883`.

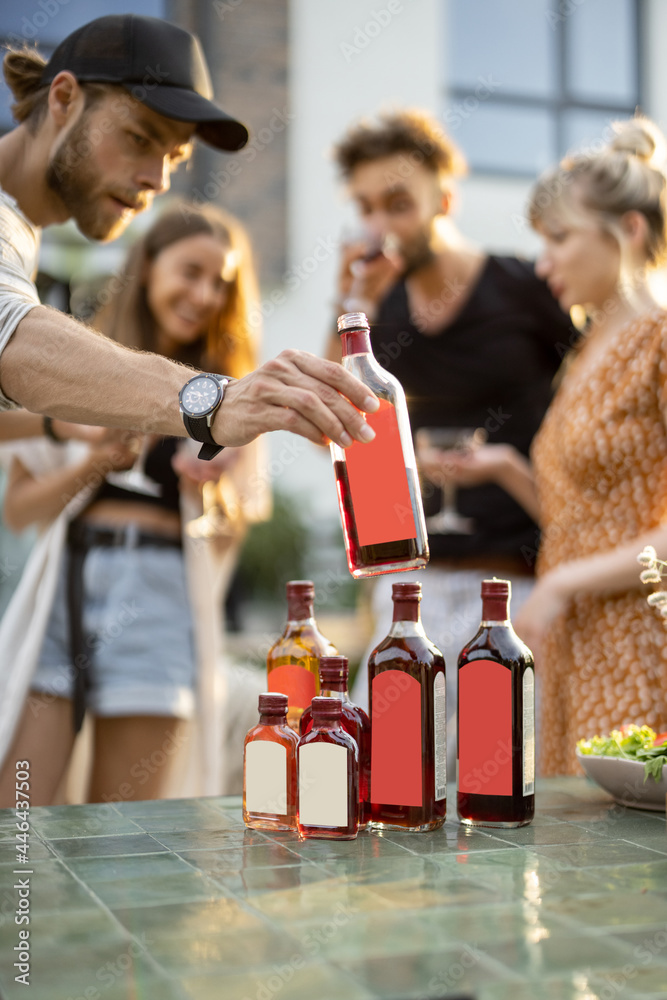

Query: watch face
181;376;220;415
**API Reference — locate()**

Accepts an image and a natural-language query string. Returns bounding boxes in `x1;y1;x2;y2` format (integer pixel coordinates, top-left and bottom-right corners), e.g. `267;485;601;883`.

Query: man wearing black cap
0;15;378;453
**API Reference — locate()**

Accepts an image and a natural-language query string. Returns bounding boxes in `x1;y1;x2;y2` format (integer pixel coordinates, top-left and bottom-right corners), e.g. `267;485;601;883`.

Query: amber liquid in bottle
243;693;298;832
300;656;371;829
369;582;446;832
267;581;337;731
330;312;429;578
298;698;359;840
457;578;535;828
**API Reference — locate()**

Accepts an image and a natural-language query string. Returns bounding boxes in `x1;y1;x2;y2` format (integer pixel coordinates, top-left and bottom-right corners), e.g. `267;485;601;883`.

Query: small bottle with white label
457;578;535;828
297;697;359;840
243;693;298;831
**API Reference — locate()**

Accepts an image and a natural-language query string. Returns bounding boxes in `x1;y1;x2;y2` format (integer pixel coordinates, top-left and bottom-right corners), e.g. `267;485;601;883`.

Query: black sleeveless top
370;256;577;564
94;437;181;514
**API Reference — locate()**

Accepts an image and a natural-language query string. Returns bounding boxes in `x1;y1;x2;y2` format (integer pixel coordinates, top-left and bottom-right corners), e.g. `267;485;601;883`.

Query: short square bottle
243;693;298;831
297;697;359;840
300;656;371;829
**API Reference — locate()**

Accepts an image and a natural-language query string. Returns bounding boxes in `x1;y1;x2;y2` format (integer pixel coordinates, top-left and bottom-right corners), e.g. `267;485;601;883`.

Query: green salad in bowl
577;725;667;782
576;726;667;810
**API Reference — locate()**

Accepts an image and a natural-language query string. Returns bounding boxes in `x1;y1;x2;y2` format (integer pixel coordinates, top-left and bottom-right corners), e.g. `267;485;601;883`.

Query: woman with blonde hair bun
439;115;667;774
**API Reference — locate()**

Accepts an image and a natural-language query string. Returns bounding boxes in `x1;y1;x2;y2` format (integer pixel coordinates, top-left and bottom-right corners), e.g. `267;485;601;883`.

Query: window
445;0;642;176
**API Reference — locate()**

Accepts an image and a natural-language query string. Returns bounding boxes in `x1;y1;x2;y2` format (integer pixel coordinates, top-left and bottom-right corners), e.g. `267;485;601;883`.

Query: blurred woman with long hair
0;202;270;805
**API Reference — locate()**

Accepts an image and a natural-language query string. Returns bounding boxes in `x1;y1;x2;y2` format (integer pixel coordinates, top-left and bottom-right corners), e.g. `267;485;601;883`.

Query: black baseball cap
40;14;248;152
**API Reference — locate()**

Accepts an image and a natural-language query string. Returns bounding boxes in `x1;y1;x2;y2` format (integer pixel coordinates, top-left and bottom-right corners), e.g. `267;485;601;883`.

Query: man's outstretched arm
0;306;378;447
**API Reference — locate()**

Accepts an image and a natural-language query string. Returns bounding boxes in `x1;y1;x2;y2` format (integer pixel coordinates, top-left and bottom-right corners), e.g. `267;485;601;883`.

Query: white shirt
0;186;41;410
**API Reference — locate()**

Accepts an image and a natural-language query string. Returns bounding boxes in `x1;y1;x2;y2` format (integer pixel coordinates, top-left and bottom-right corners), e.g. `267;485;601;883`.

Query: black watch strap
197;442;223;461
182;412;218;447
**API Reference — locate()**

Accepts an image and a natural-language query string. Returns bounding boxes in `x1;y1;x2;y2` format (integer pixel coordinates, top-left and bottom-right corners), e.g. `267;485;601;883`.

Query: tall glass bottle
457;578;535;828
267;581;337;731
331;312;429;578
243;693;298;831
297;697;359;841
368;581;446;831
300;655;371;829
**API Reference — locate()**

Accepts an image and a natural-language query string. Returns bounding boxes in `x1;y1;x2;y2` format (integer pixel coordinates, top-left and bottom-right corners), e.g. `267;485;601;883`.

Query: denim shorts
31;540;197;718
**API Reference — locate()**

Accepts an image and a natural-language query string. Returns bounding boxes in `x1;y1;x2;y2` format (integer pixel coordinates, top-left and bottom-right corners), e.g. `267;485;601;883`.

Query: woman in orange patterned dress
440;116;667;774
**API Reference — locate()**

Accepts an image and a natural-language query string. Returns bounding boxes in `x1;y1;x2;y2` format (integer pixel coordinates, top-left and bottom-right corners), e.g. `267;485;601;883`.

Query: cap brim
127;84;249;151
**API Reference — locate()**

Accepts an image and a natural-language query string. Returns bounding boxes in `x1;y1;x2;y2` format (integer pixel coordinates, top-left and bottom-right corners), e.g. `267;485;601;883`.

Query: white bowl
575;750;667;811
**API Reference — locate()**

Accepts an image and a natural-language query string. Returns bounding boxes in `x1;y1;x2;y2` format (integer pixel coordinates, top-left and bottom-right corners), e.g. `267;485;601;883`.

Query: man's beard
45;116;135;241
399;229;437;276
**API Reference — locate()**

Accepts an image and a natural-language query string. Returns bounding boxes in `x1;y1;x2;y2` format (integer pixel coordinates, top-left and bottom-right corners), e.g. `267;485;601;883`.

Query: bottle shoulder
342;354;406;400
268;624;337;661
371;632;445;668
458;624;534;667
244;724;298;747
298;726;359;754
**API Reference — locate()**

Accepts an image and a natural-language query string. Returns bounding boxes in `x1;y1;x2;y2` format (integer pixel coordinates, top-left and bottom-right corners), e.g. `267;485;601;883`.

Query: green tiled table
1;778;666;1000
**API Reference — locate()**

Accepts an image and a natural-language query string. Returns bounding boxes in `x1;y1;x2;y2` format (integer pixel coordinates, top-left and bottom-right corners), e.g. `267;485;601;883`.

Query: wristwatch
179;373;234;460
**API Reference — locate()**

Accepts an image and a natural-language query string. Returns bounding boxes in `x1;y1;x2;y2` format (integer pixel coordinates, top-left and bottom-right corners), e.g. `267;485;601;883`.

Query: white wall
263;0;442;519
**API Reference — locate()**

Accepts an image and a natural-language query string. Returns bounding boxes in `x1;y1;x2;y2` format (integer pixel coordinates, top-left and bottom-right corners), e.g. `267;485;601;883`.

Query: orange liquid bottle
243;693;298;831
267;581;337;731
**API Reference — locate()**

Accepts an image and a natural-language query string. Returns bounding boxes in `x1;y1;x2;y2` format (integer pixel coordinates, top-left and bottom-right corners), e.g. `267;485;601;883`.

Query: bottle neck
311;718;342;731
286;599;315;623
392;598;421;624
340;327;372;357
259;713;288;727
320;684;350;700
481;596;510;625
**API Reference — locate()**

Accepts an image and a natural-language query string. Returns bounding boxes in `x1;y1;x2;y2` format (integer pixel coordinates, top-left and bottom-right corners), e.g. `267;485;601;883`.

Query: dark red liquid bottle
457;578;535;828
369;581;446;832
330;312;429;578
297;698;359;840
300;656;371;829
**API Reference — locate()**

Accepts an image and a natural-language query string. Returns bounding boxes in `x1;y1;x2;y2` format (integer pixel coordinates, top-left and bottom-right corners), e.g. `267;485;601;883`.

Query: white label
434;672;446;801
299;743;348;827
523;667;535;796
245;741;287;814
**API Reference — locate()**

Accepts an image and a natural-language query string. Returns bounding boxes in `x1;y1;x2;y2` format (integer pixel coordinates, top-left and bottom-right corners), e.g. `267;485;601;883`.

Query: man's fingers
211;350;380;449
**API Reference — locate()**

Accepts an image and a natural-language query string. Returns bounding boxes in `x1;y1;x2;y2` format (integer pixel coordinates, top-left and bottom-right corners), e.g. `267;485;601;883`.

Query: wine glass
105;434;162;497
186;480;233;539
415;427;487;534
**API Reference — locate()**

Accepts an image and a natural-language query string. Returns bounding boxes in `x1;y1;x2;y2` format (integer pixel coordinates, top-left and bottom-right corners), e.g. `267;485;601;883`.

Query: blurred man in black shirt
327;109;576;775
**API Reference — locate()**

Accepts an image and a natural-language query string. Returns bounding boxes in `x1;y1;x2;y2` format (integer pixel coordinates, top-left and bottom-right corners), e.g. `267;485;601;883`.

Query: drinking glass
105;434;162;497
415;427;487;534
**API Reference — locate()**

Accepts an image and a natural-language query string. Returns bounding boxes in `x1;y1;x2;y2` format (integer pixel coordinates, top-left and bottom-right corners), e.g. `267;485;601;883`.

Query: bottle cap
481;578;511;599
286;580;315;599
337;311;370;334
392;581;421;599
311;696;343;721
319;656;349;681
258;693;288;714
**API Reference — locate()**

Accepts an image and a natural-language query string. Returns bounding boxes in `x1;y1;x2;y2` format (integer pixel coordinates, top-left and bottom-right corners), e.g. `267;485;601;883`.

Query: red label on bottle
268;664;317;711
371;670;422;806
458;659;512;796
344;400;417;546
